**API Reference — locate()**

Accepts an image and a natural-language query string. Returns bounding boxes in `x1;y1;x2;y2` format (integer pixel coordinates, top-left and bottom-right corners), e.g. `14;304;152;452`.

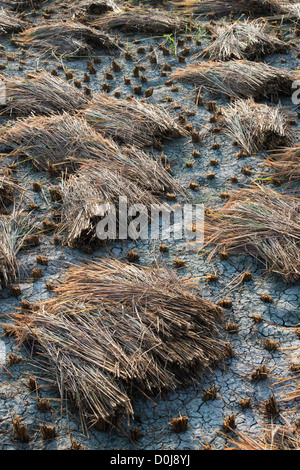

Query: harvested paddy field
0;0;299;452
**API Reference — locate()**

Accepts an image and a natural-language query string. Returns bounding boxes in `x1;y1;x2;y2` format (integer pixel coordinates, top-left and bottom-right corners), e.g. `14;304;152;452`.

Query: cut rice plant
0;209;30;289
90;8;188;34
171;60;295;99
0;113;180;194
0;7;27;35
218;99;295;155
81;93;188;148
14;258;225;426
0;72;88;116
199;20;289;61
203;185;300;283
14;20;118;56
174;0;285;17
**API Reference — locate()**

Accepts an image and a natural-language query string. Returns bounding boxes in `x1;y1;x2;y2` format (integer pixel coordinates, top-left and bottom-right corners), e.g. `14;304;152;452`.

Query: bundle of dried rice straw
0;72;88;116
0;113;180;193
58;161;166;246
90;8;187;34
171;60;295;99
267;145;300;190
199;20;289;61
81;93;188;148
218;99;295;155
14;20;118;56
203;185;300;282
14;259;225;427
0;7;27;35
70;0;120;18
174;0;286;17
0;209;29;289
0;0;42;10
0;167;20;211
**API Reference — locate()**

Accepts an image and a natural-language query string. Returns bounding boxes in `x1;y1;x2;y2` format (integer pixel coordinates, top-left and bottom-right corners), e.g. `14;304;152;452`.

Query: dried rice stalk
14;20;118;56
0;72;88;116
90;8;187;33
199;20;289;61
171;60;295;99
0;113;180;194
14;259;225;426
0;7;26;34
81;94;188;148
218;99;295;155
203;185;300;282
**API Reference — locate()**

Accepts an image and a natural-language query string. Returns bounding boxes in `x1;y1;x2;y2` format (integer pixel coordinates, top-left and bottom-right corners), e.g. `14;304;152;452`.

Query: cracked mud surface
0;0;299;450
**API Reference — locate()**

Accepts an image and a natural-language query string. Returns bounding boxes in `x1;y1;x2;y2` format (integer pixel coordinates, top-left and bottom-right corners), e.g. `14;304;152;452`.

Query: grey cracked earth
0;0;299;450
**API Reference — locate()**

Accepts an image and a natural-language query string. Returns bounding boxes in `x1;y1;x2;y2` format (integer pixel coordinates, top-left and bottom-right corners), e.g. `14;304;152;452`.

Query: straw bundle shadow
90;8;187;34
0;72;88;116
174;0;285;16
199;20;290;61
14;259;225;426
218;99;295;155
14;20;118;56
0;113;180;194
267;145;300;189
171;60;295;99
0;209;29;289
0;7;27;35
59;161;163;246
81;94;188;148
203;185;300;282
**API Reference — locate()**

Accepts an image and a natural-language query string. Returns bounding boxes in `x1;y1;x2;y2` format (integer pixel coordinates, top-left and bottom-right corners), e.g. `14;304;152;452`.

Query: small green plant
163;33;177;55
194;24;209;42
185;22;193;36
